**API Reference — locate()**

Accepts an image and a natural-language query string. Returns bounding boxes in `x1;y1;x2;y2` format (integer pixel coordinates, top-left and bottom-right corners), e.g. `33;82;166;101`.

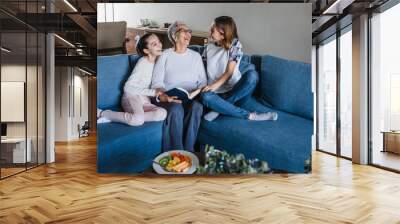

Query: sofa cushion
250;55;262;74
97;54;131;111
198;97;313;173
259;55;313;120
97;121;163;173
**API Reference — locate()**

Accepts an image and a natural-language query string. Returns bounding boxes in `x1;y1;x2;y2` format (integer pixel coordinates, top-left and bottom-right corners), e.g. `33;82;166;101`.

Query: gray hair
167;21;187;45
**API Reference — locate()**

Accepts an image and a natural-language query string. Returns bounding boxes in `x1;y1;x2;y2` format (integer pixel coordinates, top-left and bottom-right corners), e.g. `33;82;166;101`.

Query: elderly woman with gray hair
151;21;207;152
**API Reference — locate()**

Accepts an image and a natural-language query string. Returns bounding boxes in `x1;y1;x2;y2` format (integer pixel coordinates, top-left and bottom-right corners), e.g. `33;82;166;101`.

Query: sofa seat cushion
259;55;313;120
97;121;163;173
198;97;312;172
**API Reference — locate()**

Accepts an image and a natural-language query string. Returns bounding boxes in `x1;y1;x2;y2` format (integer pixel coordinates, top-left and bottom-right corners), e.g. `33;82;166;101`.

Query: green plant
196;145;270;174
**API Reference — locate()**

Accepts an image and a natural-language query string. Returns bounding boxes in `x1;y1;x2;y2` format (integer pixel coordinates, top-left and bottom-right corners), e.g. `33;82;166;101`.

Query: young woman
201;16;278;121
97;33;178;126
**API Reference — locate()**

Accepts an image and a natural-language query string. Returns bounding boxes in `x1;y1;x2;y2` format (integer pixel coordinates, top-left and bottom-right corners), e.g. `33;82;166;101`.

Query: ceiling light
1;47;11;53
63;0;78;12
54;34;75;48
78;67;93;76
322;0;355;15
323;0;342;14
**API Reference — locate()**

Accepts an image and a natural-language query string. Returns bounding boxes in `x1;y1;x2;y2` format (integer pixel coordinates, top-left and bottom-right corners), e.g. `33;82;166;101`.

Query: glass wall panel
371;3;400;171
26;0;42;169
318;36;337;154
38;32;45;165
1;30;28;178
339;28;352;158
0;1;46;179
27;31;38;169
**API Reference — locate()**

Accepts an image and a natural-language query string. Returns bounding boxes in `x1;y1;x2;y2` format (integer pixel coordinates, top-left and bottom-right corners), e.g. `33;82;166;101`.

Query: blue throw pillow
259;55;313;120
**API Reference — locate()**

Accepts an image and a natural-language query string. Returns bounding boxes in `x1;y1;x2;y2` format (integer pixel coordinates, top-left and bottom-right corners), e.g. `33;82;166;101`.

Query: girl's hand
155;88;164;97
202;81;223;92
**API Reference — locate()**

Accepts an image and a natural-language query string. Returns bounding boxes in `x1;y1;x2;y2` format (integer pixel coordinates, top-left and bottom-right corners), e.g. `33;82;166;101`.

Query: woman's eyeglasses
176;28;193;34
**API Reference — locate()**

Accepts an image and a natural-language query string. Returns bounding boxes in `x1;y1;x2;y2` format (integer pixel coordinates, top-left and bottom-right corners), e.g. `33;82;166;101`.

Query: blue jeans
154;100;203;152
201;70;259;119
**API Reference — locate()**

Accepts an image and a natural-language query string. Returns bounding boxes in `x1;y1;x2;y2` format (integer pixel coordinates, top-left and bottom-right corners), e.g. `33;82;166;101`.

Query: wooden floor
1;167;26;178
1;135;400;224
372;150;400;171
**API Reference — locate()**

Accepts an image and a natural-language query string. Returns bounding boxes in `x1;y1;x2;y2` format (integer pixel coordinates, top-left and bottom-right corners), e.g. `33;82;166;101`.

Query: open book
165;87;202;103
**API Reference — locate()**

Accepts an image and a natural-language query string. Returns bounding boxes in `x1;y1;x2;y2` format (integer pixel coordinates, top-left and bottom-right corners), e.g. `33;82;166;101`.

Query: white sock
97;117;111;123
248;112;278;121
97;109;111;123
97;108;103;118
204;111;220;121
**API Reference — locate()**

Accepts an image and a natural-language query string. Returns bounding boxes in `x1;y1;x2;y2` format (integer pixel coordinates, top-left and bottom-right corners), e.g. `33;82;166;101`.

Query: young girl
201;16;278;121
97;33;177;126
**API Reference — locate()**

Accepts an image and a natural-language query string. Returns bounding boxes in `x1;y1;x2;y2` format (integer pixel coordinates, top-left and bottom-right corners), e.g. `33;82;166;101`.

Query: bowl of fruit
153;150;199;174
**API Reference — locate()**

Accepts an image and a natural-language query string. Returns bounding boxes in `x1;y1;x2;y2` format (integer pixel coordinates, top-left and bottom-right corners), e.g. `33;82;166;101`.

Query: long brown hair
214;16;238;50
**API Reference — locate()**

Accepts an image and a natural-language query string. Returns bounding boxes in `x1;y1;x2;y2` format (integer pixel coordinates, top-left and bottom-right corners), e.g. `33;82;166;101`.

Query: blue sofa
97;47;313;173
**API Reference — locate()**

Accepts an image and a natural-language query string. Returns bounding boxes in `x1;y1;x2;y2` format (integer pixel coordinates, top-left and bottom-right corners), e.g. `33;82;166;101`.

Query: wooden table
381;131;400;154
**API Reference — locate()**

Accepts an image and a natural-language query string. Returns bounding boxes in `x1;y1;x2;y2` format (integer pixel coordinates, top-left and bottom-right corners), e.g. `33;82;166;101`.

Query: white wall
98;3;311;63
71;73;89;138
54;67;89;141
55;67;70;141
1;65;38;138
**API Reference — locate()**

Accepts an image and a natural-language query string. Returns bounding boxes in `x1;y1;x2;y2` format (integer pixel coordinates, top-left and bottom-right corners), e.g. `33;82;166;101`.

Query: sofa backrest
188;45;313;120
98;47;313;121
97;54;140;111
258;55;313;120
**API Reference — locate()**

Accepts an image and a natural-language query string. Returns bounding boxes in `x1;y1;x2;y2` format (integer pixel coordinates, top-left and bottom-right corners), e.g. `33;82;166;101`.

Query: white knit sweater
124;57;156;96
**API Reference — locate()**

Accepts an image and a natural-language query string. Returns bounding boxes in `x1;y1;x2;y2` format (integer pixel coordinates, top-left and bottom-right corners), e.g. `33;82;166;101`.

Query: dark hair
136;33;155;57
214;16;238;50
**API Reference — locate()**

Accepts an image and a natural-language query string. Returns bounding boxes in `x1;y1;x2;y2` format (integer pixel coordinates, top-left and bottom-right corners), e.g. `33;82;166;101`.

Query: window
339;27;352;158
317;25;353;159
370;3;400;171
317;35;337;154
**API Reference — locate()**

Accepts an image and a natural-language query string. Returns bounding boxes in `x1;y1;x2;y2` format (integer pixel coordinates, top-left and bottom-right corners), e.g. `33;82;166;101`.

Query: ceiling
0;0;97;74
0;0;394;74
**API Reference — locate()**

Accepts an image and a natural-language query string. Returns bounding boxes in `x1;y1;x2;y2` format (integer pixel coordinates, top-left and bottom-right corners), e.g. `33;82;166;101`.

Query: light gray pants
102;94;167;126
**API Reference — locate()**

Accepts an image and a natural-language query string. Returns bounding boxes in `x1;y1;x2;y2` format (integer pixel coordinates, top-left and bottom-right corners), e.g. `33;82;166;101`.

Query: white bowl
153;150;199;175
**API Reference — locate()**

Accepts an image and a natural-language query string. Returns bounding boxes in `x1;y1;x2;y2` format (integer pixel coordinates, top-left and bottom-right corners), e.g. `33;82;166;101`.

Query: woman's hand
159;93;182;104
203;61;236;92
202;80;223;92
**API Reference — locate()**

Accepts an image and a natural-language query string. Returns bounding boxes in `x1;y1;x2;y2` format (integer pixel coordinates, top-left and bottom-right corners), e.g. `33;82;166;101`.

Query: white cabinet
1;138;32;163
